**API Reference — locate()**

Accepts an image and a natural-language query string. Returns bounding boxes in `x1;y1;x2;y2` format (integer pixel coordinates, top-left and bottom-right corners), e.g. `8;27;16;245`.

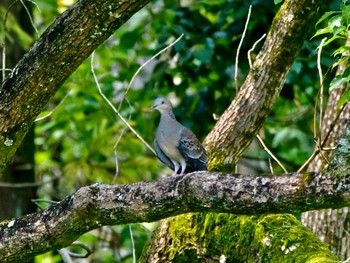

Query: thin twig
112;134;122;184
268;158;274;174
90;51;156;155
32;199;59;210
129;225;136;263
66;241;92;258
297;104;346;173
2;0;40;83
35;89;71;122
314;137;330;165
0;177;56;188
322;147;336;151
112;122;129;184
297;149;318;173
317;38;326;151
118;33;184;111
235;5;252;91
248;33;266;68
313;93;318;145
1;46;5;83
58;248;73;263
28;0;41;13
256;134;288;173
1;0;19;83
19;0;39;35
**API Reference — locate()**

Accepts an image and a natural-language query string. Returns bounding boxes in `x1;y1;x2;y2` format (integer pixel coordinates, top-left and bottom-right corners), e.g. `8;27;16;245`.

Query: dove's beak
151;103;157;110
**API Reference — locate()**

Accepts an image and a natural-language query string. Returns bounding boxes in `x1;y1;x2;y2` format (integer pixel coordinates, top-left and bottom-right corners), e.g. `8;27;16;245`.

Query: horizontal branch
1;171;349;261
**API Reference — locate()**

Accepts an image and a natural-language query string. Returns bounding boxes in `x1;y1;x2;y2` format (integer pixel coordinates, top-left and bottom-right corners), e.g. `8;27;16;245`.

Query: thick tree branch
204;0;327;171
0;170;349;262
0;0;150;174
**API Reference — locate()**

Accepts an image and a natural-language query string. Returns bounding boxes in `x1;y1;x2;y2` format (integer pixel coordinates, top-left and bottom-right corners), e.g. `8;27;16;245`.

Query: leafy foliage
314;0;350;106
0;0;346;261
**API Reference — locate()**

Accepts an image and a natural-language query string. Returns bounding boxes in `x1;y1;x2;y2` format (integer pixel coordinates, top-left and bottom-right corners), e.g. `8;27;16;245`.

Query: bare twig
27;0;41;13
298;104;346;173
32;199;59;210
1;0;18;83
0;176;58;188
1;0;40;83
118;33;184;111
90;51;156;155
317;38;327;150
256;134;288;173
19;0;39;35
66;241;92;258
235;5;252;91
248;34;266;68
112;122;129;184
314;137;330;165
268;158;274;174
129;225;136;263
297;149;318;173
35;89;71;122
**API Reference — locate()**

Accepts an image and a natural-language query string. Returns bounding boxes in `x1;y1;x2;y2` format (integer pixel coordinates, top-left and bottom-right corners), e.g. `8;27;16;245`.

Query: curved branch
0;0;150;174
1;170;349;262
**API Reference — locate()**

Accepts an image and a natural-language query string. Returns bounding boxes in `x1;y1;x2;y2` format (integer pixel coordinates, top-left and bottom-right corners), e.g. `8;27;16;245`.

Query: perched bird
151;97;208;175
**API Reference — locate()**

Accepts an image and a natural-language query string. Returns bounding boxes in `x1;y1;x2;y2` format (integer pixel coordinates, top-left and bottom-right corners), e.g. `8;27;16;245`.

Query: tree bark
0;0;37;225
140;214;340;263
0;0;150;175
301;39;350;260
0;168;349;262
204;0;326;172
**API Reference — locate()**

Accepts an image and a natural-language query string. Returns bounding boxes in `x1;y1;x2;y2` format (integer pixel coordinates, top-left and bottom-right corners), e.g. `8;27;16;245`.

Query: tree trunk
301;40;350;261
0;0;36;224
140;214;340;263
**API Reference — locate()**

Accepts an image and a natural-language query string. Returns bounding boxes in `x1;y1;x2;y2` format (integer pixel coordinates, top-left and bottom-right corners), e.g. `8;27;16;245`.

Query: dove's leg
179;159;187;175
172;161;180;176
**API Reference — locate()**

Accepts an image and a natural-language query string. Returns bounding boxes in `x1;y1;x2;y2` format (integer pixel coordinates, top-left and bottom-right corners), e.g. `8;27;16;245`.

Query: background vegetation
1;0;348;261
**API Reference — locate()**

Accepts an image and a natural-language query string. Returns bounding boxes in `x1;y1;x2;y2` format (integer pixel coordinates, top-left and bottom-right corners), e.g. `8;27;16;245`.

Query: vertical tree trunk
0;1;36;222
301;40;350;260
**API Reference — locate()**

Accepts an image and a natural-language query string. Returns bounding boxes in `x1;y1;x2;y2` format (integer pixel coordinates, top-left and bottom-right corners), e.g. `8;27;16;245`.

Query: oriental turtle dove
152;97;208;175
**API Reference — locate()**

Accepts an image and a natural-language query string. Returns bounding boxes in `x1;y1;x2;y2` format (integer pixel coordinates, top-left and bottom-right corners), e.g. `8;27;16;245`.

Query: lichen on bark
141;213;340;262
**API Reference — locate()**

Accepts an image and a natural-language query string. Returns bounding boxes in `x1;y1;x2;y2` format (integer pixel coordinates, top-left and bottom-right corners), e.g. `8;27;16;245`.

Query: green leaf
313;28;333;37
330;67;350;92
331;56;349;69
323;34;343;46
315;11;339;27
338;89;350;108
332;46;350;57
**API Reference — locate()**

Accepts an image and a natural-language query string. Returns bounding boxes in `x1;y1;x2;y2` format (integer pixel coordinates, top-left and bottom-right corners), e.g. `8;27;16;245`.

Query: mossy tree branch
0;168;349;262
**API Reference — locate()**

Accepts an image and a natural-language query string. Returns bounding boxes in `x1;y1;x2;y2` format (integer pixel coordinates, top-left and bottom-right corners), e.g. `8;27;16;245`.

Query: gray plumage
152;97;208;175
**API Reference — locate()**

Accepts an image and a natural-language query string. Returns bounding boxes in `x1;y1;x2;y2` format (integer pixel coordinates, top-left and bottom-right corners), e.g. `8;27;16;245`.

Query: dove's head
151;97;173;114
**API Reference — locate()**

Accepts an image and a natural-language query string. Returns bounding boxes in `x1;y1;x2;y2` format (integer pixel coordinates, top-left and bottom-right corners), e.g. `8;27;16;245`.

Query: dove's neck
161;110;176;121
